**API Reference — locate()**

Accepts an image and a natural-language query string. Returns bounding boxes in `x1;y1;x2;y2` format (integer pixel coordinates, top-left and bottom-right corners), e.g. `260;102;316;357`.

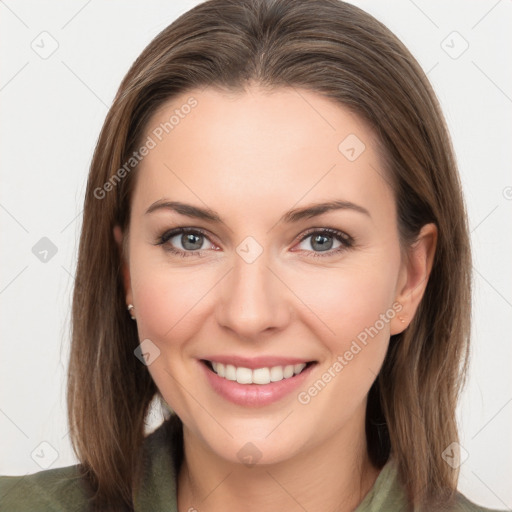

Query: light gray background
1;0;511;509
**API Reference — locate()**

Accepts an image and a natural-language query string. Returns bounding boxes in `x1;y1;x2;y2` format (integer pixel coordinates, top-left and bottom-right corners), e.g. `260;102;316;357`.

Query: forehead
131;86;395;224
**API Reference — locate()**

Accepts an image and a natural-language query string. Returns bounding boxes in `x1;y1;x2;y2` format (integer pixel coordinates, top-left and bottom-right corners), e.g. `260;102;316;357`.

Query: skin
114;86;437;512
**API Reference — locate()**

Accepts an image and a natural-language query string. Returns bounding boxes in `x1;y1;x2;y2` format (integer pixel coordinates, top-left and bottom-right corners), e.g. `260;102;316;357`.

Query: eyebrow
145;199;371;223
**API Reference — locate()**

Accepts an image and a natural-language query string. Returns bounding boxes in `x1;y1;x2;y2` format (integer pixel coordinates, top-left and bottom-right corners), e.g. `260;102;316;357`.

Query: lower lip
199;360;316;407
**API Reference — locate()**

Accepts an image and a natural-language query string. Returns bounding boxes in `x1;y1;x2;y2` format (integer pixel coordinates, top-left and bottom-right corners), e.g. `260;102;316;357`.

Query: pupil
182;233;202;250
312;234;332;252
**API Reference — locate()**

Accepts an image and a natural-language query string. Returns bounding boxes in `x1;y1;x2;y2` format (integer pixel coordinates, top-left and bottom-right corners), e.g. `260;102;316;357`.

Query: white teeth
252;367;270;385
225;364;236;381
210;361;308;384
216;363;226;378
294;363;306;374
283;365;294;378
236;367;252;384
270;366;284;382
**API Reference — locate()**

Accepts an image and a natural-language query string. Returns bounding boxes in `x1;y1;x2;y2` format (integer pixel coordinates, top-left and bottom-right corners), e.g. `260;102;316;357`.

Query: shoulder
0;418;182;512
356;457;508;512
0;464;92;512
450;491;509;512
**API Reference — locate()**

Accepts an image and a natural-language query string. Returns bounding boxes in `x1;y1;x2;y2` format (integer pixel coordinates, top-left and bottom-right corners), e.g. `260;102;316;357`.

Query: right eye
156;227;218;257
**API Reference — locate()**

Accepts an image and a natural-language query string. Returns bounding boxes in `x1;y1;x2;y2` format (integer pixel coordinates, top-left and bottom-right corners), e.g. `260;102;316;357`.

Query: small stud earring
398;315;406;324
127;304;136;320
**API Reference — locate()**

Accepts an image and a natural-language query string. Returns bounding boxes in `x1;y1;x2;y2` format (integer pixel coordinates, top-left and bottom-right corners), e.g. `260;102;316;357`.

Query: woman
0;0;506;511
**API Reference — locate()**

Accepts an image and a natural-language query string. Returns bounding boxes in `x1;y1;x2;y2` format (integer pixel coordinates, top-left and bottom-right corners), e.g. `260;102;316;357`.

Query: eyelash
155;227;354;259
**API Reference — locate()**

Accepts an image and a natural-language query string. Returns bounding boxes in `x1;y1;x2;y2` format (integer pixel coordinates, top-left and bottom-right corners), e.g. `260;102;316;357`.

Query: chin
185;415;314;468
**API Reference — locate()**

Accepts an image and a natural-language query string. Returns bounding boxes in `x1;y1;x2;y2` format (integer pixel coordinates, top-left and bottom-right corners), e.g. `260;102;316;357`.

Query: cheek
291;257;399;350
127;233;215;342
131;264;213;343
129;259;217;422
292;263;397;421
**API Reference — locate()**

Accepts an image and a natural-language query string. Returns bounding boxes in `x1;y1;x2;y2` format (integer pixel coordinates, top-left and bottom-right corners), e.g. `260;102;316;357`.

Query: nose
215;250;292;340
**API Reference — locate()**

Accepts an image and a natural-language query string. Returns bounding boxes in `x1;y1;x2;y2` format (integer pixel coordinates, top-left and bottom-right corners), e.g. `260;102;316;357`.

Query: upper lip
200;355;315;369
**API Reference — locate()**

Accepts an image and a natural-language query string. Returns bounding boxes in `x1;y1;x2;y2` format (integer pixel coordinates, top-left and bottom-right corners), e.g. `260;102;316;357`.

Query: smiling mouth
201;359;317;385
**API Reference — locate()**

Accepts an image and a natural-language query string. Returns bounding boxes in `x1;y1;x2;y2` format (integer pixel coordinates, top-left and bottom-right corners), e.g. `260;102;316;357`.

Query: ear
390;223;437;335
113;225;133;306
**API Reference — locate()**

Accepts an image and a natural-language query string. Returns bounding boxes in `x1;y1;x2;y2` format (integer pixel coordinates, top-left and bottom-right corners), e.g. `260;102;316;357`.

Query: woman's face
116;86;433;465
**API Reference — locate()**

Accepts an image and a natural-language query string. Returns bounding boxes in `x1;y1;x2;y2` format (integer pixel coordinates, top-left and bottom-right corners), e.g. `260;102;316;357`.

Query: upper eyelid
161;227;217;246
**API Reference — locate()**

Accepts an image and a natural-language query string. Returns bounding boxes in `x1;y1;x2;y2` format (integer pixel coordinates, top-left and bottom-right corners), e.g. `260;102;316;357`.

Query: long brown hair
67;0;472;510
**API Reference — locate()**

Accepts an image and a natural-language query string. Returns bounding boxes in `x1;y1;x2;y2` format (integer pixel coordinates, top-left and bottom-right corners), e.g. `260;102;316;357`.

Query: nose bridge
216;241;290;337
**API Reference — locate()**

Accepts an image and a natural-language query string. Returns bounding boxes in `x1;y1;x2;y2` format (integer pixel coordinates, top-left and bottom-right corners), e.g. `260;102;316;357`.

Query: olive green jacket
0;421;506;511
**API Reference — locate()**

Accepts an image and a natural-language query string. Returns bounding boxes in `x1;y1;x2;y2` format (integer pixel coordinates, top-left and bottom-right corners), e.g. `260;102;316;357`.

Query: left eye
299;233;342;252
296;229;349;254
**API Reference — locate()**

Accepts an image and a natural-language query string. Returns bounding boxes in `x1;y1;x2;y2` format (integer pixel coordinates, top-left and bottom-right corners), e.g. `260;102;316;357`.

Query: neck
176;409;381;512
